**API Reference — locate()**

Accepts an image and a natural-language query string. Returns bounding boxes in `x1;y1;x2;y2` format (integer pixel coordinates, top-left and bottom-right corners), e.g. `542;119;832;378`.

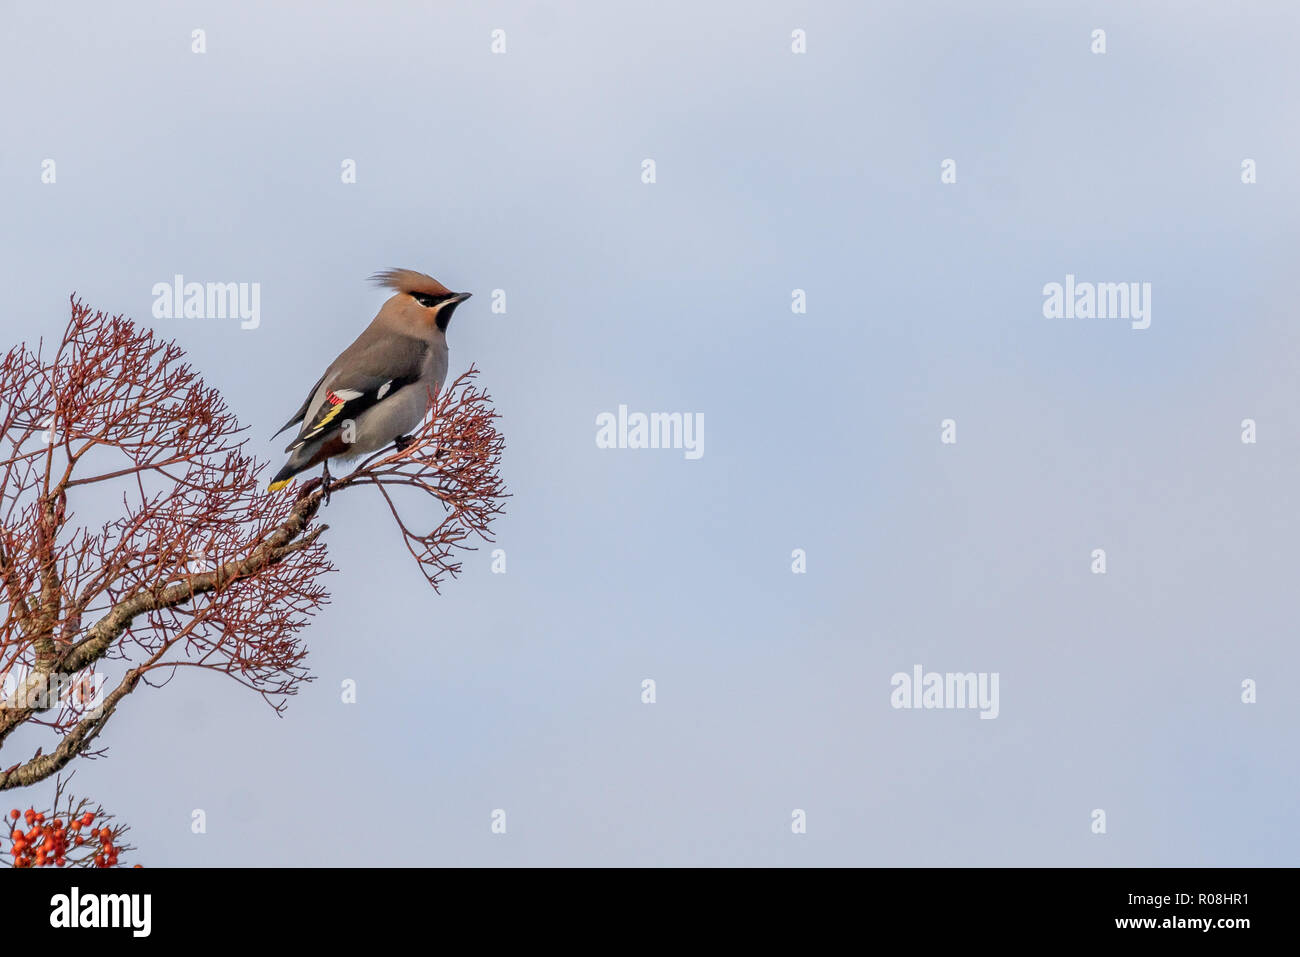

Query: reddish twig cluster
327;369;507;590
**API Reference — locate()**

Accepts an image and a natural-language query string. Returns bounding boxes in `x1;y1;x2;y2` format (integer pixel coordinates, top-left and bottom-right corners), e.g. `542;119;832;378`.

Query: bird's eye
412;293;442;308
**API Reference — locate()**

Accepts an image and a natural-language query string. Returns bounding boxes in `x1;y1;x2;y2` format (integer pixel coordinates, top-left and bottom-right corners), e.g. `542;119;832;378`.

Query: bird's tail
266;445;316;493
266;463;298;493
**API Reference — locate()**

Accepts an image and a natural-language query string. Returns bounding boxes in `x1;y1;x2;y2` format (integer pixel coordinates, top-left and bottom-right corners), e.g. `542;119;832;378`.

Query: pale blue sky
2;0;1297;865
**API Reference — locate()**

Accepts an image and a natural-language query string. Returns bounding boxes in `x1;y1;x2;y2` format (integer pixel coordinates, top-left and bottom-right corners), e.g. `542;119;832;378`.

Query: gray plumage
268;268;471;491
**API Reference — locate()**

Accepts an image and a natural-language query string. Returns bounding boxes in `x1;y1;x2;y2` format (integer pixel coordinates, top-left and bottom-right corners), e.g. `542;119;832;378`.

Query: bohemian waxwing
267;268;471;492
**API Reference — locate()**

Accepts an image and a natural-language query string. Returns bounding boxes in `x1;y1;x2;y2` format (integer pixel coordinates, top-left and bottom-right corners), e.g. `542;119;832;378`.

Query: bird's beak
451;292;472;303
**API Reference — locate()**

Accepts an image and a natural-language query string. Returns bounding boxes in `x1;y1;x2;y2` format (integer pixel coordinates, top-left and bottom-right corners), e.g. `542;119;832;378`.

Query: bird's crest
369;267;453;298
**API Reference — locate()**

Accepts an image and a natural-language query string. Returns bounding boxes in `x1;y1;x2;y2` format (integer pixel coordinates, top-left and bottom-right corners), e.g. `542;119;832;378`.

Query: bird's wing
271;372;326;440
283;336;430;453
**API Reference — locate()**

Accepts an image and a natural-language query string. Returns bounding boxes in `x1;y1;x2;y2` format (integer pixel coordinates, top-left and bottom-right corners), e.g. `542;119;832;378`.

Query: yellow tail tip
267;478;293;493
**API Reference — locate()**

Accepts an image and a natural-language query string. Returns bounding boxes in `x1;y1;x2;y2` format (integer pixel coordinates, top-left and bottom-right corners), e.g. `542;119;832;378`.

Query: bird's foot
393;434;415;453
320;463;333;506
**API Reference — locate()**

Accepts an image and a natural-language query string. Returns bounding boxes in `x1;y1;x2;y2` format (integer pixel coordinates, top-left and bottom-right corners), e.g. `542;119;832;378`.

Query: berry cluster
6;807;126;868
